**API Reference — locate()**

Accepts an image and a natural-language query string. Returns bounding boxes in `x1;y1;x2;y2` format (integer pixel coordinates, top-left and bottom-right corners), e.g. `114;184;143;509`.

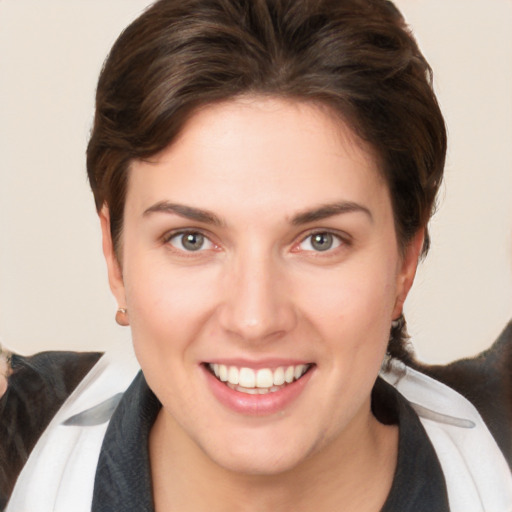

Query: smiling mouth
206;363;313;395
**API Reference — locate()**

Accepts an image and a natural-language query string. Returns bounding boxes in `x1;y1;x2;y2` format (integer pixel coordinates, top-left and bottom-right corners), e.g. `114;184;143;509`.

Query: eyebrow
143;200;372;227
143;201;224;226
291;201;373;225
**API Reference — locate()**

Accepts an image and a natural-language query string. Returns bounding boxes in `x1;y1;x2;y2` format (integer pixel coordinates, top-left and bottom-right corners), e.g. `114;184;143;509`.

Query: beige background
0;0;511;363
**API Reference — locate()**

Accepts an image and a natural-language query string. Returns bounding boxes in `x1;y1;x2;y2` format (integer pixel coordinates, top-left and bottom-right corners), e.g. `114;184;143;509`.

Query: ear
392;229;424;319
99;206;127;310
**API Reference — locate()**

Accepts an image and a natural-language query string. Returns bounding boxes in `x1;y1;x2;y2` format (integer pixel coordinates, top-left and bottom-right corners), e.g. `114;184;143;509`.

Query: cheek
301;257;397;320
294;254;398;357
122;255;220;361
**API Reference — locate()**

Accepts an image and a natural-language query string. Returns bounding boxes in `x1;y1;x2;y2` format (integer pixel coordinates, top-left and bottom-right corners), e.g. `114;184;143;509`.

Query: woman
1;0;511;511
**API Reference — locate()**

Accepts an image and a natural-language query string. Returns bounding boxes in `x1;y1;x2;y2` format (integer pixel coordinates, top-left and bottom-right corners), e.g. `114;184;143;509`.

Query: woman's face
102;97;421;475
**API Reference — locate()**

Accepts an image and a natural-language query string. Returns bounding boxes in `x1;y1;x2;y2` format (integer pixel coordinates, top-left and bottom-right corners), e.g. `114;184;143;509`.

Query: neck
149;403;398;512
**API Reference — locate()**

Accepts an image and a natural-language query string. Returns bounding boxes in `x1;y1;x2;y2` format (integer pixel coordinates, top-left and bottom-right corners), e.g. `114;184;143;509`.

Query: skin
101;97;423;511
0;347;10;398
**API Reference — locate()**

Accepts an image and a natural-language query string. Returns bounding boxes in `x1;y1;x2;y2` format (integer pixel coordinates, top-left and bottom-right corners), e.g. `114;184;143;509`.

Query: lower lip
203;365;314;416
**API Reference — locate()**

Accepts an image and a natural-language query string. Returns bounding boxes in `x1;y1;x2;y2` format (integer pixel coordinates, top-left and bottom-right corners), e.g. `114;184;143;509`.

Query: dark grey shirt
91;372;449;511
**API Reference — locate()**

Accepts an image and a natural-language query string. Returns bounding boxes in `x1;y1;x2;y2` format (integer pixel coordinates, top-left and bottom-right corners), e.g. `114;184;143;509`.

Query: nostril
217;264;297;340
217;300;298;343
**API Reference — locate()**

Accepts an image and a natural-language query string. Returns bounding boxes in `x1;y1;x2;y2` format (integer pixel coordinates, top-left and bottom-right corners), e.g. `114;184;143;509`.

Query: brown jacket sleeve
410;320;512;470
0;350;102;509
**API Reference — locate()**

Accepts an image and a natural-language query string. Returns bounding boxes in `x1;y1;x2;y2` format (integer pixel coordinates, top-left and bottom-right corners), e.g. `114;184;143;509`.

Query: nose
217;252;297;343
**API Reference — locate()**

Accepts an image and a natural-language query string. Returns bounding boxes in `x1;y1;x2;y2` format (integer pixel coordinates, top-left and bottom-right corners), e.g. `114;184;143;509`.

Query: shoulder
0;349;102;509
382;362;512;511
408;320;512;468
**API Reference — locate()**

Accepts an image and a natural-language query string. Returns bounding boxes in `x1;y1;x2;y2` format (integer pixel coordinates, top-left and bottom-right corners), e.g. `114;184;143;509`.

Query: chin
200;427;320;477
212;449;307;477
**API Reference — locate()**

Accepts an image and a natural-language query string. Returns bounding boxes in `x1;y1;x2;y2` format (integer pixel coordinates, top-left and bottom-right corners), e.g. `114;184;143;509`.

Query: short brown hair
87;0;446;358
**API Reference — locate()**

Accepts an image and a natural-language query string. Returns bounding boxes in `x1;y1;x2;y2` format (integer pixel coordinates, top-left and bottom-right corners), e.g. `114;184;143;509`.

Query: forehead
126;97;388;219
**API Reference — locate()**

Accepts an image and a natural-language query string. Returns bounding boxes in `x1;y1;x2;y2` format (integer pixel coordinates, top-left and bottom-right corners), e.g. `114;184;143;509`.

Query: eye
167;231;214;252
298;232;343;252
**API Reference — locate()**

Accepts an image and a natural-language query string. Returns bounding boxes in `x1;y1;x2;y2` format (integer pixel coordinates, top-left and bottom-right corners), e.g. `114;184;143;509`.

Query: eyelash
293;230;349;255
164;230;217;253
163;229;349;257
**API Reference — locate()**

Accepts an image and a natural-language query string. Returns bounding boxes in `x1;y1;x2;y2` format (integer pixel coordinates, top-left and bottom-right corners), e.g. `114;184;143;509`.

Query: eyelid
163;228;218;252
292;229;351;253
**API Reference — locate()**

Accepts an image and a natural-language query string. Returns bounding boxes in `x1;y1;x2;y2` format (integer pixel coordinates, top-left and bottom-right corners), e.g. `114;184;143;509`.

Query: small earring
391;314;404;329
115;307;129;327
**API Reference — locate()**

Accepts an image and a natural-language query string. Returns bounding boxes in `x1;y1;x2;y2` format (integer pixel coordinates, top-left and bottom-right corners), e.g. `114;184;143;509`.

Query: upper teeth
209;364;309;389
